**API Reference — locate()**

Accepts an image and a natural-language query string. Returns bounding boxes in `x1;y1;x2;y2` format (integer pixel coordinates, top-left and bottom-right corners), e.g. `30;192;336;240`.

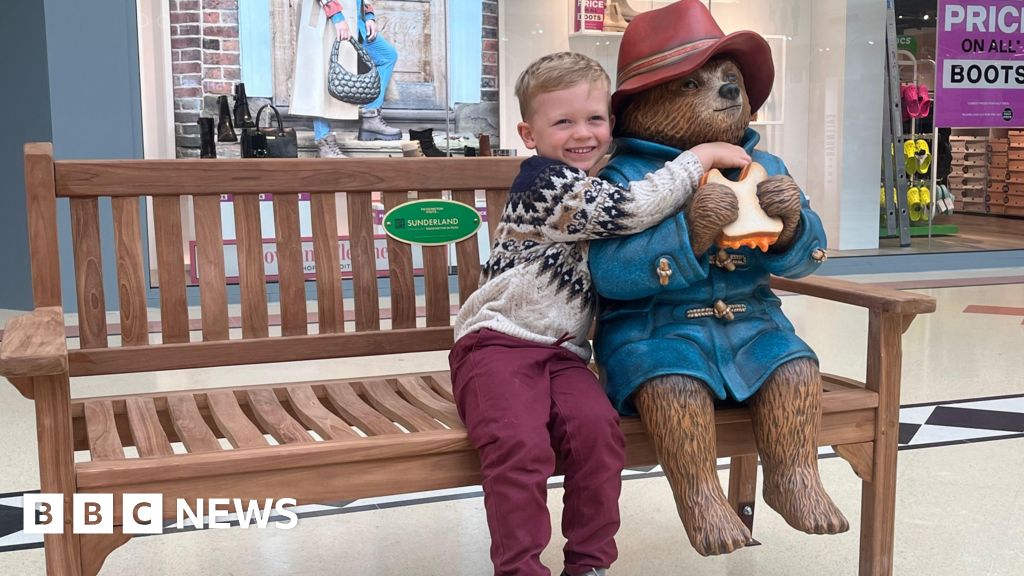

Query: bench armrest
0;307;68;378
770;276;936;316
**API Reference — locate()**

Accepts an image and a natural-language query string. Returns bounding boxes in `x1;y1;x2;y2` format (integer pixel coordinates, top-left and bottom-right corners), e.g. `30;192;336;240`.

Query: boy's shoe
561;570;607;576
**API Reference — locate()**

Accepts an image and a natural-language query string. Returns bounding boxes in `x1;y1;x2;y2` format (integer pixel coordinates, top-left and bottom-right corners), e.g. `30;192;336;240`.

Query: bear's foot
677;491;751;556
763;467;850;535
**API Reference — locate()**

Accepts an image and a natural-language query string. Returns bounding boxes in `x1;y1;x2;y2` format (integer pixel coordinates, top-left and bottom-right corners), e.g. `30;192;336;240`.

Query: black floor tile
926;406;1024;432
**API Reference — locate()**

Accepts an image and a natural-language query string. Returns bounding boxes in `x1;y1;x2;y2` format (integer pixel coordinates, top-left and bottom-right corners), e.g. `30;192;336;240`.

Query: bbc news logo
23;494;298;534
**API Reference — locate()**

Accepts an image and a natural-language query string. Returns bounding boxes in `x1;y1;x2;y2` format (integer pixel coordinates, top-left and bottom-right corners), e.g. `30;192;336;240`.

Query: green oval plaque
382;199;482;246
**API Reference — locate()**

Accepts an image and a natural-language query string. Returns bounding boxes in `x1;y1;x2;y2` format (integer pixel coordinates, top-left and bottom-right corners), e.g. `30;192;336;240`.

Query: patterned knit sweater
453;152;704;361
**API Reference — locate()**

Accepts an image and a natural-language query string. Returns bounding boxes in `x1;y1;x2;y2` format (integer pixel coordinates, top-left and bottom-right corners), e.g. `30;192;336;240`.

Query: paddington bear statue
589;0;848;556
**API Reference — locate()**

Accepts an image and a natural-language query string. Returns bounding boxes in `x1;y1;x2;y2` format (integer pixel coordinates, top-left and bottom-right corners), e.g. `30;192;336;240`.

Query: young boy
449;52;750;576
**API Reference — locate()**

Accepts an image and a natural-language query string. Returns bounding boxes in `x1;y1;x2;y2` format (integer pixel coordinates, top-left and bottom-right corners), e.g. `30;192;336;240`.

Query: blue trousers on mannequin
314;35;398;141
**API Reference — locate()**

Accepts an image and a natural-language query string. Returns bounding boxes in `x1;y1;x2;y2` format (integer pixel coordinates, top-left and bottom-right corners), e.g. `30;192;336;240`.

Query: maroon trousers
450;329;626;576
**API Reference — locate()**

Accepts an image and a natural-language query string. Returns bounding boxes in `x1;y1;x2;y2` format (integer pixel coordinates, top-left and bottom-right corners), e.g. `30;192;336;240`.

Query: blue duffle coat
590;129;828;416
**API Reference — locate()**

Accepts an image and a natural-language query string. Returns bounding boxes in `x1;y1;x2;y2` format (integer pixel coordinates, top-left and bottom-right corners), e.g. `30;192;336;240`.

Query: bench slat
55;157;525;197
111;197;149;347
382;192;416;329
346;193;380;331
193;195;230;341
419;191;451;327
310;192;344;333
126;397;174;457
246;389;313;444
272;193;308;336
206;390;268;449
484;189;508;244
286;385;359;440
426;373;455;403
234;195;270;338
359;379;446;432
84;400;124;461
452;190;481;305
395;376;463;429
323;381;401;436
822;374;866;391
152;196;190;344
70;197;108;348
166;394;222;453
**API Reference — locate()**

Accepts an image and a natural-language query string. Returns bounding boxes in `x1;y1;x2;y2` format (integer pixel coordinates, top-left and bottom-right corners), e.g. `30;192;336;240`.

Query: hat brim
611;30;775;119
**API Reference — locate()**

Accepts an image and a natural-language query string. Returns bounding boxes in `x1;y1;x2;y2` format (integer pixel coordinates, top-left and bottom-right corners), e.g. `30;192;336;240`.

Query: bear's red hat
611;0;775;118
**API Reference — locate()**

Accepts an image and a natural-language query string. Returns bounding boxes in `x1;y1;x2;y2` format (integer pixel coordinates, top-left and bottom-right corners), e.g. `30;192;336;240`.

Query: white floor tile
907;424;1019;445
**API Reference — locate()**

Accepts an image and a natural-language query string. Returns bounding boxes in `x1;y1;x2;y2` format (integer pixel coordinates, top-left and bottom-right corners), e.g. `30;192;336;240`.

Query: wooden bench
0;143;935;576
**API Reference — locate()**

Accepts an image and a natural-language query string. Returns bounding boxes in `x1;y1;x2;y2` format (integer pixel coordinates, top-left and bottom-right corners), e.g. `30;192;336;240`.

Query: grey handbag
327;38;381;105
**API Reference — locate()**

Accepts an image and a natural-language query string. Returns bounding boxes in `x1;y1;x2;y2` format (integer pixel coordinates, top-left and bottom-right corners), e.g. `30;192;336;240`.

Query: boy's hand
690;142;751;172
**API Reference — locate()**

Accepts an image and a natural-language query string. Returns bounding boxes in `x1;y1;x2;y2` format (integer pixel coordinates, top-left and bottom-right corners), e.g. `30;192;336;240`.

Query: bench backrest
24;143;521;377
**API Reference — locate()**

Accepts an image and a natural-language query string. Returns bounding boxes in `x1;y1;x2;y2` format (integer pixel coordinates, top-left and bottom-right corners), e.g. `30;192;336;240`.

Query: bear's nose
719;83;741;101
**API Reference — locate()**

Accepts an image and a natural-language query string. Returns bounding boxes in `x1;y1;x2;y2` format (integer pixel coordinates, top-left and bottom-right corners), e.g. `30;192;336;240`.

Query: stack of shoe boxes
949;135;989;214
1008;130;1024;217
986;137;1009;216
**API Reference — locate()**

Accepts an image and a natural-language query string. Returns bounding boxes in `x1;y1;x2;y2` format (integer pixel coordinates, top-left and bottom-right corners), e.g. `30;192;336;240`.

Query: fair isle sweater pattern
454;153;703;361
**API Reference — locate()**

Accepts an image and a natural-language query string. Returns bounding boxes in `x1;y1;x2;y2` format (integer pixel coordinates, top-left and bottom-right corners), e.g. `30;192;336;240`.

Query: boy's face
517;81;614;172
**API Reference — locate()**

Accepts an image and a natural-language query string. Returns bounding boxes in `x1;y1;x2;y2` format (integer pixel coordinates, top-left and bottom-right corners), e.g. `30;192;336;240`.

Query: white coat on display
291;0;359;120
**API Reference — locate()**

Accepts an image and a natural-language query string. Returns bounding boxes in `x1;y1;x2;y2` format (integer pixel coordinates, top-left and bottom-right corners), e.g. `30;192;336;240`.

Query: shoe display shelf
949;134;990;215
1006;130;1024;217
986;137;1010;216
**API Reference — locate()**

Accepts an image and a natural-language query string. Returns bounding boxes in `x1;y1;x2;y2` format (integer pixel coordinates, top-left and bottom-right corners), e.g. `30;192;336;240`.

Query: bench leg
81;531;132;576
859;311;902;576
727;454;758;537
34;374;83;576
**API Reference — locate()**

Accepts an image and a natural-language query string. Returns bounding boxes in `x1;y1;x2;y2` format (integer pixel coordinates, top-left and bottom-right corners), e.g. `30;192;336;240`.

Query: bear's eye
725;72;739;83
682;79;699;90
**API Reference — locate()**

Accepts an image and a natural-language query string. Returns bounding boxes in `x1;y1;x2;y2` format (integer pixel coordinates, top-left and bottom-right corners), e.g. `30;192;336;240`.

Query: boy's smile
517;82;614;172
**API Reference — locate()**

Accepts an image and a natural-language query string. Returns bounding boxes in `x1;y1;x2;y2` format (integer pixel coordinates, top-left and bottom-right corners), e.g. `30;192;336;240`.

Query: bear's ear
517;121;538;150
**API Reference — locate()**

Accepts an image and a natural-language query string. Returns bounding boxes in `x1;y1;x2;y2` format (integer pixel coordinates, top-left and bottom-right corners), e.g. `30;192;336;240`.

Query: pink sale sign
936;1;1024;127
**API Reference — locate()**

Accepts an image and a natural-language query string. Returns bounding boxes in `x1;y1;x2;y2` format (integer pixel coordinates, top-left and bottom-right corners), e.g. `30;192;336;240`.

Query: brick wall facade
170;0;241;157
481;0;499;103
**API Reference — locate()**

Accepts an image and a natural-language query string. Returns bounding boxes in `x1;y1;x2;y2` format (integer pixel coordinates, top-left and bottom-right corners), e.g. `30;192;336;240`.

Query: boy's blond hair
514;52;611;120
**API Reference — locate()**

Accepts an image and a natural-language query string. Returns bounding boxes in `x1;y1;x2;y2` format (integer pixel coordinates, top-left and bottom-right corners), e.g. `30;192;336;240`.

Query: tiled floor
0;270;1021;575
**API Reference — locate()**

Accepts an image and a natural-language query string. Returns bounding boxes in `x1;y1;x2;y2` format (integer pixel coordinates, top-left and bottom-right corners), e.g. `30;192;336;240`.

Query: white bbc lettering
22;493;63;535
73;494;113;534
206;498;233;529
123;493;163;535
235;499;275;529
177;499;204;529
274;498;298;530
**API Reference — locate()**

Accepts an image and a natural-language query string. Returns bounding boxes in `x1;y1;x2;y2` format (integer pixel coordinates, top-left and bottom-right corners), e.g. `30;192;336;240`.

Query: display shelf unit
949;128;1023;217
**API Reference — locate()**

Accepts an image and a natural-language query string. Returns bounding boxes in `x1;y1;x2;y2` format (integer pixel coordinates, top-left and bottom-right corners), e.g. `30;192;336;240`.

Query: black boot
409;128;447;157
233;83;254;129
198;117;217;158
216;95;237;142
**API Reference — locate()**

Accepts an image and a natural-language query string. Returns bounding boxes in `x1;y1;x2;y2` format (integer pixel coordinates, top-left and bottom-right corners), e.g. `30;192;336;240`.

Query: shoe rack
1007;131;1024;217
948;128;1024;217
